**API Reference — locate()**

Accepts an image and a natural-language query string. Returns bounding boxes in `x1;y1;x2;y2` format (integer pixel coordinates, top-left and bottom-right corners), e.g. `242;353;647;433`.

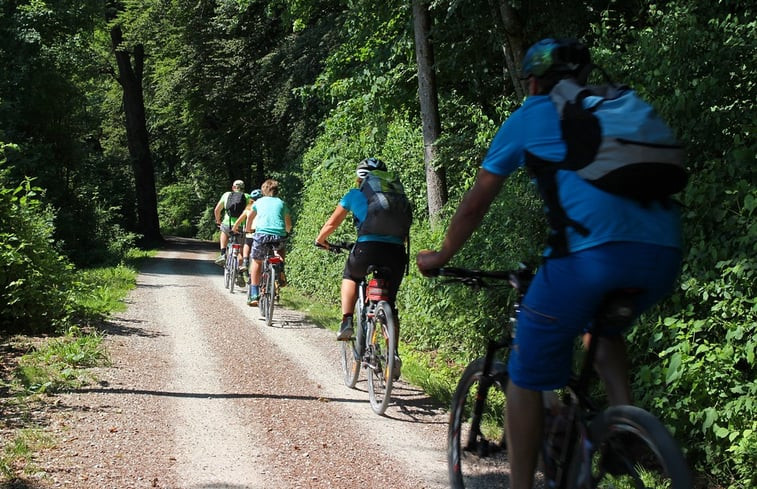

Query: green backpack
358;170;412;238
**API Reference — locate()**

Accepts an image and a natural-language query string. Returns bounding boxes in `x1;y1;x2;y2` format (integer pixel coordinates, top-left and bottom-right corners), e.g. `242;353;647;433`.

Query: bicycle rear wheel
570;404;693;489
258;268;269;316
448;358;510;489
223;254;232;289
339;298;364;388
366;301;396;415
261;264;276;326
229;259;238;293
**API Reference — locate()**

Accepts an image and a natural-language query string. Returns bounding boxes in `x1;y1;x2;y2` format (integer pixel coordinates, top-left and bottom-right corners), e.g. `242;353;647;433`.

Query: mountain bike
430;266;693;489
317;241;398;415
257;238;286;327
223;230;245;293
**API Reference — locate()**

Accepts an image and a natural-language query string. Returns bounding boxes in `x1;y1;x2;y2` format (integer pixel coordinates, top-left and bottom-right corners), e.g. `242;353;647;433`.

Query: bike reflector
268;256;283;264
367;278;389;301
232;244;242;251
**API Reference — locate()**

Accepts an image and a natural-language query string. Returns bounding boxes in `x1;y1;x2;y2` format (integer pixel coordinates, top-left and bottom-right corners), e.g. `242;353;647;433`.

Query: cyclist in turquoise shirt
417;39;682;489
245;179;292;306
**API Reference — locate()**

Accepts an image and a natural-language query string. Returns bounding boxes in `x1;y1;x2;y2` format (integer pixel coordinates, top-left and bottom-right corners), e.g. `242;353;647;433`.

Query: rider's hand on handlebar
416;249;447;277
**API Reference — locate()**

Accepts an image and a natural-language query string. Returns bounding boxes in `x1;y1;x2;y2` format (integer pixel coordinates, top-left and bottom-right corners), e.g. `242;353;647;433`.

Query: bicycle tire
264;264;276;326
229;259;237;293
258;268;268;317
366;301;396;415
223;254;232;289
340;297;363;388
448;357;510;489
567;404;693;489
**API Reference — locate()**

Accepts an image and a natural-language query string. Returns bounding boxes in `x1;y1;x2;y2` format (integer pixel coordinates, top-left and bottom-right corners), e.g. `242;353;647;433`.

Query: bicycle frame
438;266;694;489
318;241;398;415
259;242;284;326
224;232;244;292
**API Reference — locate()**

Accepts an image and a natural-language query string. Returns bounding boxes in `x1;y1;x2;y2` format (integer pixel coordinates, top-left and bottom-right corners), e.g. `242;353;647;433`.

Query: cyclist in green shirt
213;179;251;266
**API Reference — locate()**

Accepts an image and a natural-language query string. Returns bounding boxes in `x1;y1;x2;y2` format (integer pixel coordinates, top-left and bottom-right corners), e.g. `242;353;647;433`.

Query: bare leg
506;382;543;489
340;278;357;315
250;259;262;287
594;336;632;405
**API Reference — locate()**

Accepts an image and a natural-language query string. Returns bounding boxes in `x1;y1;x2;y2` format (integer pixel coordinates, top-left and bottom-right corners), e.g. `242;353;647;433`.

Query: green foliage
400;171;544;356
0;148;75;332
592;2;757;486
0;428;54;480
157;182;205;237
14;326;108;394
72;265;138;319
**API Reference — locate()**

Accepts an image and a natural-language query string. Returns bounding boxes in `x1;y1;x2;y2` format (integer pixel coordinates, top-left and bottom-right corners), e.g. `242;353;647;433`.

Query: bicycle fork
466;338;509;455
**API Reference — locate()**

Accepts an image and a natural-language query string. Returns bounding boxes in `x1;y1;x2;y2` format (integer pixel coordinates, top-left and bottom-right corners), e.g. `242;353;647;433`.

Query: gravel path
34;237;450;489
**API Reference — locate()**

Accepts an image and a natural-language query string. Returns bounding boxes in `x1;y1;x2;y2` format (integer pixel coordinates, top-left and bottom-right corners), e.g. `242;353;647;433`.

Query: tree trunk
492;0;527;100
412;0;447;223
108;8;162;243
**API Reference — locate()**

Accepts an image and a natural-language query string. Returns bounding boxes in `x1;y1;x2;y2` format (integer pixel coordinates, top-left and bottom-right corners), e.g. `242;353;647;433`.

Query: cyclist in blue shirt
417;39;682;489
315;158;407;377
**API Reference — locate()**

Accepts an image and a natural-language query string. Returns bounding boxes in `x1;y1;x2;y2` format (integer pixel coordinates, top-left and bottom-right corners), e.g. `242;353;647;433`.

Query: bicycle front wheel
448;357;510;489
570;404;693;489
340;298;364;388
366;301;396;415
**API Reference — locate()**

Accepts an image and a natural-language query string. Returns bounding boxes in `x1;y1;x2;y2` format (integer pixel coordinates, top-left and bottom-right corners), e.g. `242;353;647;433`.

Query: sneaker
214;253;226;266
336;316;354;341
239;259;248;272
392;354;402;380
247;294;259;307
236;274;246;288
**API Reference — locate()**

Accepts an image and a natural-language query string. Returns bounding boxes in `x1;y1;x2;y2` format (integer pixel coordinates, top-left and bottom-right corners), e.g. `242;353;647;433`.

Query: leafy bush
592;3;757;486
0;145;76;333
158;182;206;237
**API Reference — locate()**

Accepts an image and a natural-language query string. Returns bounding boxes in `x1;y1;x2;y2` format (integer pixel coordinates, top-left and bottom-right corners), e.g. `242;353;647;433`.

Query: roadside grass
13;327;108;394
0;428;55;480
280;287;459;410
280;288;340;330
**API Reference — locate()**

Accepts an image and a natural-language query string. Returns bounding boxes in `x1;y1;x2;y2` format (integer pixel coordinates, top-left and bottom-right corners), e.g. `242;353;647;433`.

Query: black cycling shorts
343;241;406;305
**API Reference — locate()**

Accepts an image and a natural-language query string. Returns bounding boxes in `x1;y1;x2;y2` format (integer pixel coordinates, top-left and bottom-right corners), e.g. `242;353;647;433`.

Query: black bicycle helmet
521;38;591;80
356;157;387;179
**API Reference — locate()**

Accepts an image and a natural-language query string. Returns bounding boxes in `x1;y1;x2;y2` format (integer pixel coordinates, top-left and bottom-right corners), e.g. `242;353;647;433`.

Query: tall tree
412;0;447;221
492;0;526;100
106;3;161;243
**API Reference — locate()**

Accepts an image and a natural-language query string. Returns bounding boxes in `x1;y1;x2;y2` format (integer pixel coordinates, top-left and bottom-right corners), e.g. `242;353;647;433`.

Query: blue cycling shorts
507;241;682;391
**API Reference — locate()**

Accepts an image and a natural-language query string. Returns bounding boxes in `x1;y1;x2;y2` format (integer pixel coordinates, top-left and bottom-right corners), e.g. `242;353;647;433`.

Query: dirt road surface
31;237;450;489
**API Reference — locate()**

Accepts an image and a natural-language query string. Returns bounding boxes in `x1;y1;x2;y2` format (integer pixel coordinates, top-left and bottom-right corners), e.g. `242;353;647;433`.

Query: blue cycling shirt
340;189;404;245
481;95;682;254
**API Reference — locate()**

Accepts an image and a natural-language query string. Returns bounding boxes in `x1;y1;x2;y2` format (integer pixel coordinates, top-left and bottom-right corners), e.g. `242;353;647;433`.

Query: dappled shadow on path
98;317;165;338
69;386;366;406
0;479;50;488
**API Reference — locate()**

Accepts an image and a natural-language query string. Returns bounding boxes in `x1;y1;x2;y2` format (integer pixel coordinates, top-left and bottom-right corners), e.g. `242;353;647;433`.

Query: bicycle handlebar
314;240;355;253
430;264;534;291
